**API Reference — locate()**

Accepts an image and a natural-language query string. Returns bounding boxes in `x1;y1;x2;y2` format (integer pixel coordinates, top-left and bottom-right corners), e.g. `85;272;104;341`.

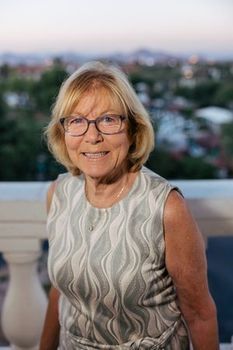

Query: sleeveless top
47;167;190;349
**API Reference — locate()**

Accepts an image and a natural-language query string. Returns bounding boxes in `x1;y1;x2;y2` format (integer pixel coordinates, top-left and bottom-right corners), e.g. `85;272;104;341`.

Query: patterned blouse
47;167;190;349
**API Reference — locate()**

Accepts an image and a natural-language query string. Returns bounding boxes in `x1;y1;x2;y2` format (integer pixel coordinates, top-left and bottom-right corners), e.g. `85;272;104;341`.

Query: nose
84;122;103;144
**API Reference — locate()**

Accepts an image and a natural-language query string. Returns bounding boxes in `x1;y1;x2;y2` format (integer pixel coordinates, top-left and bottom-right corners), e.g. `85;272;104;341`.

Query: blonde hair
45;61;155;175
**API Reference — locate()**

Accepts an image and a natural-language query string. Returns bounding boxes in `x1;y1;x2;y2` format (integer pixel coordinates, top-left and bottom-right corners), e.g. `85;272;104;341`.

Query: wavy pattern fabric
47;167;190;349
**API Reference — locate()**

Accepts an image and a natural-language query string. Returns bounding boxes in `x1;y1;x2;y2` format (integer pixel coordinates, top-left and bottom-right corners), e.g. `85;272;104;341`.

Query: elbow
197;296;217;322
180;294;218;324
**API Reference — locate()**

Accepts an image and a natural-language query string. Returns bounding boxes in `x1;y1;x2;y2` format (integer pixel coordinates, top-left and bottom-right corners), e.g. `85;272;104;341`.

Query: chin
82;168;110;180
81;166;118;181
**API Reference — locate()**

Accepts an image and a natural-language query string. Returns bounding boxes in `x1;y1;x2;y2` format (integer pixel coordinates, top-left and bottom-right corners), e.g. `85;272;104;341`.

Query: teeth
83;152;107;159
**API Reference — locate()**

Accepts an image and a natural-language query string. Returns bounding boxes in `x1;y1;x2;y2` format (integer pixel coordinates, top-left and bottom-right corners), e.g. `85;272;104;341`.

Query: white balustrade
171;178;233;244
0;180;233;349
2;251;47;350
0;182;50;350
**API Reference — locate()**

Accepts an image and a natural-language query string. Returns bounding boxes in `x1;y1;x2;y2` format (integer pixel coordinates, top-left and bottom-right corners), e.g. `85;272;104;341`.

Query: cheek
65;135;82;151
114;136;131;156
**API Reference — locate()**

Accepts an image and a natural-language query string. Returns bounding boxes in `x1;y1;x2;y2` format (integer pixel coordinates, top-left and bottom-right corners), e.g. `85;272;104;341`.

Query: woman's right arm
39;286;60;350
39;181;60;350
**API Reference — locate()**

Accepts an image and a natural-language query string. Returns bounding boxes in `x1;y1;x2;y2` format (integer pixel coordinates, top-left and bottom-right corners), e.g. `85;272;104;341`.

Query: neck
84;171;137;208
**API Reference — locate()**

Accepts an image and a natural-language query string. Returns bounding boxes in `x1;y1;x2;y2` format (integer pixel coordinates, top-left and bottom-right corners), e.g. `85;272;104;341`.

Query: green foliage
5;77;33;93
0;93;6;115
0;111;66;181
192;82;220;107
178;156;217;179
214;83;233;107
175;81;221;107
32;65;68;114
0;63;11;79
130;64;180;83
0;63;68;180
146;149;181;179
129;64;180;99
0;113;41;180
221;122;233;157
146;148;217;179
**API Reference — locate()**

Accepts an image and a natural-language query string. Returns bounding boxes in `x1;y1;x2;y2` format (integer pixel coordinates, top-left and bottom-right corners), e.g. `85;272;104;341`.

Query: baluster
1;250;48;350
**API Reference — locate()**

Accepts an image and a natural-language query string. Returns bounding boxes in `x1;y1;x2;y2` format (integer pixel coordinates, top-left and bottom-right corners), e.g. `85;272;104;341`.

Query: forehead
72;87;124;116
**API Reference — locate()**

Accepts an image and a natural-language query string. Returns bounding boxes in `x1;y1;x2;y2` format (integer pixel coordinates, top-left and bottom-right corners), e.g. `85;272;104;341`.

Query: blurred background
0;0;233;346
0;0;233;181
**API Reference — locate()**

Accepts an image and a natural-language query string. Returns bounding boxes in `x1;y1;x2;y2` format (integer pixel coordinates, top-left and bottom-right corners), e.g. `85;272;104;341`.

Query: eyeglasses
60;114;126;137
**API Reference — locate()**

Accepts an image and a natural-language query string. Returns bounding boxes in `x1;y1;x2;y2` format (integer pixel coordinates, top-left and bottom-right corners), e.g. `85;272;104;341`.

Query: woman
40;61;219;349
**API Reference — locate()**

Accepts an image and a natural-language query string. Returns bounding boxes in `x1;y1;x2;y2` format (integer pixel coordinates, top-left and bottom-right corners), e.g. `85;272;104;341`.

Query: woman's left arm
164;190;219;350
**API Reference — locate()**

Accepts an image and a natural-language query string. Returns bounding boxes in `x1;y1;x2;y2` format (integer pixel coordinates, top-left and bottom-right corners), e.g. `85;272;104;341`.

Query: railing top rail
1;178;233;201
171;179;233;199
0;182;51;201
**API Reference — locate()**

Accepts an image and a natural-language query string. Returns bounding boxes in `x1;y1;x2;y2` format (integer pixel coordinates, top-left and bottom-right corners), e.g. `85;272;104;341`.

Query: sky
1;0;233;58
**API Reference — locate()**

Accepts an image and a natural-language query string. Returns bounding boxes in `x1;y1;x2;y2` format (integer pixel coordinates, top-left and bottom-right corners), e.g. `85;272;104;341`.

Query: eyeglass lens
62;115;124;136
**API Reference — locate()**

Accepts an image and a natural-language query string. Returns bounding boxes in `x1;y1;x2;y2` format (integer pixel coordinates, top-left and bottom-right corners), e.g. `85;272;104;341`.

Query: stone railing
0;182;50;350
0;180;233;349
171;179;233;243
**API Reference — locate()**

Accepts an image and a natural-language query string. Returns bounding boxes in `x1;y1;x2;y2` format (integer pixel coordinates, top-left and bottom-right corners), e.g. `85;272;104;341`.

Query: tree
214;83;233;107
32;65;67;114
175;81;220;108
146;148;217;179
221;122;233;174
146;148;181;179
0;110;43;180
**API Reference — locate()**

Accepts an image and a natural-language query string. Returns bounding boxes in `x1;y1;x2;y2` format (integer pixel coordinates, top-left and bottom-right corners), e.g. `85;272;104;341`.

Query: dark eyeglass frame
59;114;127;136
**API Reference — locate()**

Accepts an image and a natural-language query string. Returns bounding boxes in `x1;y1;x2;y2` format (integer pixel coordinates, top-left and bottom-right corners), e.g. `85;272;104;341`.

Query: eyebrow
70;109;121;117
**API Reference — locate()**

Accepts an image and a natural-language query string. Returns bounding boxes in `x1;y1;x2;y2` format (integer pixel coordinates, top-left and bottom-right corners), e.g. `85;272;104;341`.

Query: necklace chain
114;180;127;200
85;175;128;206
86;175;128;231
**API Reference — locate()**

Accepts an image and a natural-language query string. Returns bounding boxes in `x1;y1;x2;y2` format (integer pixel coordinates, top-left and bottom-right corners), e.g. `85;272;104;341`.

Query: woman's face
64;88;131;181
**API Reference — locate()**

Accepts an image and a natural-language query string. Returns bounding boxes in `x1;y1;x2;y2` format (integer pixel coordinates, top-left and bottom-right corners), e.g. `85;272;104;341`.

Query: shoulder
142;166;173;187
164;190;200;238
164;189;188;224
164;189;206;280
46;172;79;213
46;181;57;213
141;166;180;200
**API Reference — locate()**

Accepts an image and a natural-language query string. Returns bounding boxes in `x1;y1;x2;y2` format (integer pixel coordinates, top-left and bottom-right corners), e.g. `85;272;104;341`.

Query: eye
69;116;85;125
101;114;118;124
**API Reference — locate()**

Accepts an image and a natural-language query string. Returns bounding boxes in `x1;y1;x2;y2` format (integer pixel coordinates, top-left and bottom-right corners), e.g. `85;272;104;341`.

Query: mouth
82;151;109;159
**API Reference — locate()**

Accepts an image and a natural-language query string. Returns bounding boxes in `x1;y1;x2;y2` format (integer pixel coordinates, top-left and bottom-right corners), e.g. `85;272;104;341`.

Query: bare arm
164;190;219;350
39;181;60;350
39;286;60;350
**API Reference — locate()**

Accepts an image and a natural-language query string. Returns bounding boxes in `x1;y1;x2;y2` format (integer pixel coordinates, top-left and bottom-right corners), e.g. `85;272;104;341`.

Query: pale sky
1;0;233;58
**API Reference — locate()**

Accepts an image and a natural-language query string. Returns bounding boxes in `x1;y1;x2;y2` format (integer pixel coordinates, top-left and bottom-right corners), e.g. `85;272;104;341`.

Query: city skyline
1;0;233;59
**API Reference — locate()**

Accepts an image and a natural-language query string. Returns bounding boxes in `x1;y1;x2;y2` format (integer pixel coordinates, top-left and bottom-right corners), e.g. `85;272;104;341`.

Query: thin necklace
114;179;128;200
85;175;128;206
86;175;128;231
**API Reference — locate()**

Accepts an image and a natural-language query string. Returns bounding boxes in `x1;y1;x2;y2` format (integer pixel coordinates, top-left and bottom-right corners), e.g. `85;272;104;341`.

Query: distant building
155;111;197;153
195;107;233;129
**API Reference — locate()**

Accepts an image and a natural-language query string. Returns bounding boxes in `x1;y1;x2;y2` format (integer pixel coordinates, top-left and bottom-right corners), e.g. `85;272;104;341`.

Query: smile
82;152;109;159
